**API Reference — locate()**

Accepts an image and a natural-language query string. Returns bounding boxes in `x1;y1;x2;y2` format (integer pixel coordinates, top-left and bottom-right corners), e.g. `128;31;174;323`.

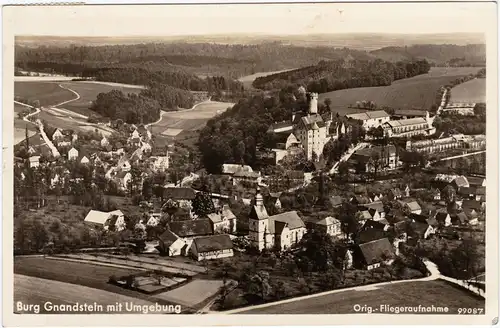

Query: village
13;80;487;312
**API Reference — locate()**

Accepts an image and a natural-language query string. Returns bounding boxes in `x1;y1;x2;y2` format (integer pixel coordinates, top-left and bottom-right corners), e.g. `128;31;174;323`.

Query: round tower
308;92;318;114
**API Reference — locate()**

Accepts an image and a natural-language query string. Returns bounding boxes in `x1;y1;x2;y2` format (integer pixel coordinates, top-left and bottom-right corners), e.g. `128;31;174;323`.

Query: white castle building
266;92;343;162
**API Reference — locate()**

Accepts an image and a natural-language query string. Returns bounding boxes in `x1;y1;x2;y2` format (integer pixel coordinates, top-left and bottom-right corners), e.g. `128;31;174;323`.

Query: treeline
15;43;373;78
90;83;195;124
252;59;431;92
369;44;486;66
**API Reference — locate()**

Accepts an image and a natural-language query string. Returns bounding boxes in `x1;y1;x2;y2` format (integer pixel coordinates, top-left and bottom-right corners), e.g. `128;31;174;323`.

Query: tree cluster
252;59;431;92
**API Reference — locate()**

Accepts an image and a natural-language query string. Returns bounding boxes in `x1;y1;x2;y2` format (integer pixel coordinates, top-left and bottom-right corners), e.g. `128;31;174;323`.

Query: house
101;136;110;148
157;230;186;256
367;192;383;202
355;238;395;270
356;210;373;226
146;215;160;227
451;176;470;190
435;211;452;227
387;188;403;200
304;216;342;238
467;176;486;188
115;171;132;191
191;234;234;261
349;145;399;173
168;219;213;255
163;187;197;208
474;187;486;202
222;164;254;176
404;185;411;197
248;189;307;251
432;188;441;201
356;227;387;245
462;199;482;212
232;169;262;186
451;212;471;226
28;155;40;168
68;147;79;160
131;129;140;139
362;219;390;232
350;194;372;206
84;209;126;231
464;210;479;226
361;202;386;219
409;214;437;239
382;115;435;138
346;110;391;130
404;201;422;215
150;154;170;171
51;128;64;140
207;205;237;234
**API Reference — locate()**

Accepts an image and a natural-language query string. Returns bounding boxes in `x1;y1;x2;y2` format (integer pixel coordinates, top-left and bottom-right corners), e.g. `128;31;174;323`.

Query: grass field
450;78;486;103
156;279;225;307
14;82;75;107
59;81;143;116
13;256;176;306
152;101;234;134
240;280;485;314
14;103;38;145
14;274;161;314
318;67;483;115
238;68;297;89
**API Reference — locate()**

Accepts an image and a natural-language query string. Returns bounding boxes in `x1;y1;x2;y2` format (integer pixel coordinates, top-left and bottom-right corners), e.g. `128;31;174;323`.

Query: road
219;260;483;314
329;142;369;174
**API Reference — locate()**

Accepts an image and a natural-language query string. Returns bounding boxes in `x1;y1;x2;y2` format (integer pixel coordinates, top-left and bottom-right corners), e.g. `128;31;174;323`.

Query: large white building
267;92;340;161
248;188;307;251
346;110;391;130
382;113;436;138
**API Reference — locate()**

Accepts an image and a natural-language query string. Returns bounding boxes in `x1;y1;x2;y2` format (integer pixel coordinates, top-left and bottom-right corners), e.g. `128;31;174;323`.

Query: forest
252;59;431;92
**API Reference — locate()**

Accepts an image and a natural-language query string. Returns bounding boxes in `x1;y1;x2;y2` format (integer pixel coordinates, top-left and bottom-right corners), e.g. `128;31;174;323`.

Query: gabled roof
115;171;130;179
315;216;340;226
392;109;427;117
435;212;450;224
222;164;253;175
475;186;486;196
346;110;390;121
356;228;387;244
467;176;485;187
405;201;421;212
363;201;385;213
269;211;305;230
385;117;427;128
299;114;326;131
357;210;373;221
389;188;403;197
163;187;196;200
158;230;181;247
457;187;476;196
193;234;233;253
358;238;394;265
84;210;112;225
168;219;213;238
462;199;482;211
452;176;469;188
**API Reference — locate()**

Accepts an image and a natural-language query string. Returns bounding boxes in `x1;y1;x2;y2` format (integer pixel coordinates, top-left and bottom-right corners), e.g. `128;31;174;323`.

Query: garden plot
155;279;226;307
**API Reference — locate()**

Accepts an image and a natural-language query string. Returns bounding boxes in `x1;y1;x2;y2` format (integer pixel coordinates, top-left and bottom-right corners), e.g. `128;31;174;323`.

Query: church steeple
255;186;264;207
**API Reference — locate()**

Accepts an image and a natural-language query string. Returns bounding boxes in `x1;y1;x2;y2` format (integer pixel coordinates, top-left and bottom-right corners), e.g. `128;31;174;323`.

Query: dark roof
451;212;469;225
356;228;387;244
300;114;326;130
168;219;213;237
458;187;476;196
409;213;438;227
352;195;371;204
467;176;485;187
193;234;233;253
363;201;385;213
358;238;395;265
286;170;305;180
164;187;196;201
354;145;397;159
363;220;387;231
475;186;486;196
269;211;305;230
389;188;403;198
462;199;482;211
158;230;180;247
435;212;450;224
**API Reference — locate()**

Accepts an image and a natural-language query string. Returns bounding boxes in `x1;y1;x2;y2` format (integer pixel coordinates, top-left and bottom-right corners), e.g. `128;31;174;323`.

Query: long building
406;134;486;153
345;110;391;130
382;112;436;138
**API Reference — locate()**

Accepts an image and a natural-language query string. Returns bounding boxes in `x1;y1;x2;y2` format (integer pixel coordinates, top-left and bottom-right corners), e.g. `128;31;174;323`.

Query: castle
267;92;343;162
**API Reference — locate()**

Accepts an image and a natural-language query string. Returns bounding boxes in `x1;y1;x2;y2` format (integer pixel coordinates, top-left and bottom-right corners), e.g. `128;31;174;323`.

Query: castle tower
308;92;318;114
248;187;270;251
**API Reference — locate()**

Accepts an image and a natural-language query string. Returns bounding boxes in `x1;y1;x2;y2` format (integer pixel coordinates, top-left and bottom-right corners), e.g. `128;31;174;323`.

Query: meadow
240;280;485;314
318;67;483;115
450;78;486;103
238;68;297;89
14;82;75;107
14;103;38;145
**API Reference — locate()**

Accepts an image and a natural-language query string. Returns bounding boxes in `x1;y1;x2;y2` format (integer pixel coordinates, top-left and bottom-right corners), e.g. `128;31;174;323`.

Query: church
266;92;344;162
248;188;307;251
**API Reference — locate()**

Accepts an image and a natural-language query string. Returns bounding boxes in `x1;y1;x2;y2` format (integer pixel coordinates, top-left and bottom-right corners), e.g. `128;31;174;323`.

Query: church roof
269;211;305;230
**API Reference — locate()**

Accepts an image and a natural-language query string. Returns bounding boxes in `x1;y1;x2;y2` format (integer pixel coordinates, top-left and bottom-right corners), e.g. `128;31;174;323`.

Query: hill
370;44;486;66
318;67;483;114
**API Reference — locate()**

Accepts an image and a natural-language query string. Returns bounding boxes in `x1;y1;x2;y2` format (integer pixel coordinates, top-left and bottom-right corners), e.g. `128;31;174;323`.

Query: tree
338;202;360;240
192;191;216;217
337;161;350;182
296;229;344;272
441;185;456;205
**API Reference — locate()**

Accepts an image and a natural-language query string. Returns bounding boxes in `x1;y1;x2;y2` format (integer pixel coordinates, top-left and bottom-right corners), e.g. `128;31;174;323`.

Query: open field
14;274;166;314
59;81;143;116
238;68;297;88
14;103;38;144
13;256;179;305
152;101;234;134
156;279;225;307
450;78;486;103
318;67;483;115
239;280;484;314
15;82;75;107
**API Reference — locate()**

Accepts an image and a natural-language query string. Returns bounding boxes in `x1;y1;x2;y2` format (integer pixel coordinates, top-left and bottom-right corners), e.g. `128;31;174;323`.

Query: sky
4;2;495;37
